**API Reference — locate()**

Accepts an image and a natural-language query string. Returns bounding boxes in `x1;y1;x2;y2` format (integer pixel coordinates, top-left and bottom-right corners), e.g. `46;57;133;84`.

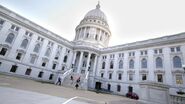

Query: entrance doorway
95;82;101;90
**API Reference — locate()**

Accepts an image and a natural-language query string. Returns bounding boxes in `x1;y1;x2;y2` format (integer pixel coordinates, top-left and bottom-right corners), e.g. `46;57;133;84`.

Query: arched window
119;60;123;69
173;56;182;68
45;48;51;57
141;58;147;68
110;61;114;69
20;39;28;49
5;33;15;44
102;62;105;69
63;55;68;63
156;57;163;68
33;44;40;53
129;59;134;69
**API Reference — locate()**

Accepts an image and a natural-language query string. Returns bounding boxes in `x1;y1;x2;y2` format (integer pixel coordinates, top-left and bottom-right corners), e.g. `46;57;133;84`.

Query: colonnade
72;51;97;74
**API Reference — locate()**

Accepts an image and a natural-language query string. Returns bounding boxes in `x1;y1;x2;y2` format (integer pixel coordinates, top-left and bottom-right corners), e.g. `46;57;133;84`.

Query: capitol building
0;3;185;98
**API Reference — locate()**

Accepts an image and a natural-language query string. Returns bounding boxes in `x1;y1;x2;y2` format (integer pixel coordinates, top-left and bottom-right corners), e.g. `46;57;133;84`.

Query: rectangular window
141;51;143;55
42;62;46;67
30;56;36;64
11;25;19;32
157;74;163;82
0;19;4;25
55;56;59;60
10;65;18;73
176;47;181;52
49;74;53;80
117;85;121;92
52;63;56;69
37;36;44;42
129;52;131;56
176;75;183;84
142;74;147;81
154;50;157;54
101;73;104;78
25;68;31;75
129;74;133;81
159;49;162;53
118;73;122;80
25;31;33;37
133;52;135;56
171;48;175;52
38;71;44;78
16;53;22;60
109;73;112;79
0;48;7;56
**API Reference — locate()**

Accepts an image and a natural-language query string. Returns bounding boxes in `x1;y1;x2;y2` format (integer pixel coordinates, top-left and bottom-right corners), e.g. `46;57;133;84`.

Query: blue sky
1;0;185;46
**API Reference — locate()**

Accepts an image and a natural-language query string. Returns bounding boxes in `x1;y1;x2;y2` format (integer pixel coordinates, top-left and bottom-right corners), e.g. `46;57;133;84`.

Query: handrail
61;68;73;83
85;71;89;80
170;94;185;104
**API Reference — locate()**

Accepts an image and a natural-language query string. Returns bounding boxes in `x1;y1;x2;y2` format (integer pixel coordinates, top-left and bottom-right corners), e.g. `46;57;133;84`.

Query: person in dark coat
56;77;61;85
75;83;79;89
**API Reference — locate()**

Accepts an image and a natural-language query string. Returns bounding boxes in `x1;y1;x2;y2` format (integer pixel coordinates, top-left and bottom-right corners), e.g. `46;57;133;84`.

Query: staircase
62;72;87;89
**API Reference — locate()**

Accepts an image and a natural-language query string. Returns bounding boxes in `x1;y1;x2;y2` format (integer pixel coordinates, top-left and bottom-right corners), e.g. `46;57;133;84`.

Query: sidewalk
0;87;89;104
0;74;144;104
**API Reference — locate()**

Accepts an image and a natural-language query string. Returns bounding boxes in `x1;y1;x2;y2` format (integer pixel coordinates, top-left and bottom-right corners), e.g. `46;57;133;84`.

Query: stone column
92;55;97;76
77;51;84;73
72;51;77;66
83;27;87;39
75;30;79;40
85;52;92;74
79;28;82;38
98;30;102;41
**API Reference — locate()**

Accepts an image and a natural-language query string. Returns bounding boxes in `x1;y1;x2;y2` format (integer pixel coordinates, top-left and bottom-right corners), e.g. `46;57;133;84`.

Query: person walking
56;77;61;85
70;75;73;84
75;83;79;89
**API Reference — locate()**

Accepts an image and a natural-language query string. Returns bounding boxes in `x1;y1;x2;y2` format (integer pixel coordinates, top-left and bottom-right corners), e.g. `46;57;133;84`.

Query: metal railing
170;94;185;104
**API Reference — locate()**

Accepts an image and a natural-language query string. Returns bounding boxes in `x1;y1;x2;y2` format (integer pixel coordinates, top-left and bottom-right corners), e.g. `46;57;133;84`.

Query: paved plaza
0;74;145;104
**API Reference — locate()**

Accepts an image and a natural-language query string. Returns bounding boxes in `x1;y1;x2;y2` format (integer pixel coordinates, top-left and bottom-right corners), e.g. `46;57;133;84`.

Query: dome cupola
74;2;111;48
84;3;107;22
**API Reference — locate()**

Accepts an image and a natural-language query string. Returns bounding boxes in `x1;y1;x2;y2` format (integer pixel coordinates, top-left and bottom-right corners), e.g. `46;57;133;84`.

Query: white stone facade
0;3;185;97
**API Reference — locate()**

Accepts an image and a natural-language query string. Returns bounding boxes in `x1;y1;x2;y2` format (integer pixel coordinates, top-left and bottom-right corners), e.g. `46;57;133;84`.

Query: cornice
1;5;185;54
73;42;101;54
101;32;185;53
0;5;73;48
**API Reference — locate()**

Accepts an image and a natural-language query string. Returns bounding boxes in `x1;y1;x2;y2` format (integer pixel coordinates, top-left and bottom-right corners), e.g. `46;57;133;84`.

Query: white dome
84;3;107;22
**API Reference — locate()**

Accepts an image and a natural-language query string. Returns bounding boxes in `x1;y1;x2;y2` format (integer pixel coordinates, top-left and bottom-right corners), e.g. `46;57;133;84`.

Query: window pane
129;59;134;69
176;75;183;84
141;58;147;68
20;39;28;49
33;44;40;53
5;33;15;44
173;56;182;68
156;57;163;68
